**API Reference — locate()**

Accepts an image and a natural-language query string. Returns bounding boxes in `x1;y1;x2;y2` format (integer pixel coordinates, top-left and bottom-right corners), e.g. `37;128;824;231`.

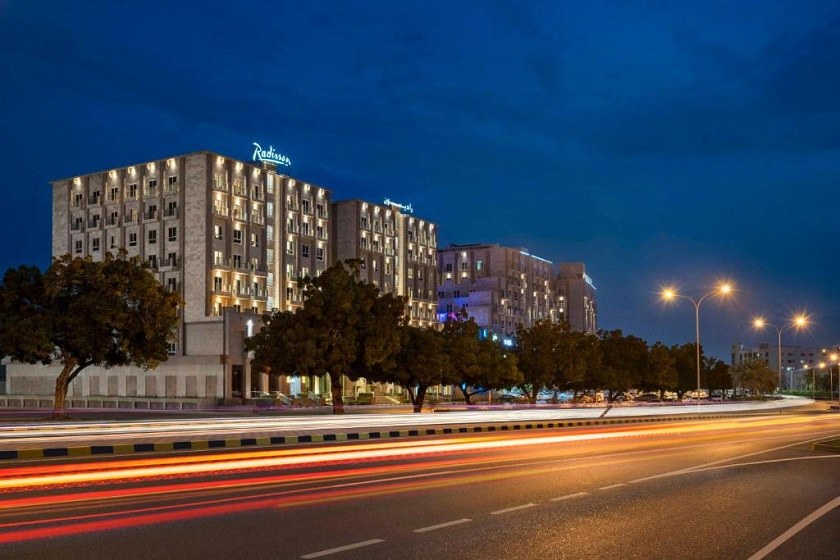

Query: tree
441;315;521;404
643;341;677;397
378;326;453;412
0;254;181;418
514;321;564;404
704;357;732;398
247;260;406;414
731;357;776;397
595;330;648;401
670;343;704;398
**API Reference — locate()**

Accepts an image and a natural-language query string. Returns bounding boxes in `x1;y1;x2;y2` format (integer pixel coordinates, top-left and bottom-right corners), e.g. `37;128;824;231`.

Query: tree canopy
247;260;406;413
0;254;181;417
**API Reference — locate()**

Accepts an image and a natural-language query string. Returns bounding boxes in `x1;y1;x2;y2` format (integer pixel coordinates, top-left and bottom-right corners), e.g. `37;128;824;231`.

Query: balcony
213;206;229;217
87;217;101;228
164;208;179;219
87;195;101;206
233;186;247;198
144;210;158;221
105;216;120;227
160;257;180;270
251;213;265;225
232;210;248;222
70;222;85;232
213;180;229;193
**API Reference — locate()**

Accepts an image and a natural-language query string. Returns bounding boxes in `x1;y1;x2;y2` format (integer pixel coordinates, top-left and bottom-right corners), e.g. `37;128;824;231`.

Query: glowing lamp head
719;283;732;295
661;288;676;301
753;317;766;329
831;353;838;362
793;314;808;328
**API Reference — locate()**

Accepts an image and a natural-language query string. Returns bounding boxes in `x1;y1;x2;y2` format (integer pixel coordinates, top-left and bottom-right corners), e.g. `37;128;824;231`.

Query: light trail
0;397;812;448
0;414;825;491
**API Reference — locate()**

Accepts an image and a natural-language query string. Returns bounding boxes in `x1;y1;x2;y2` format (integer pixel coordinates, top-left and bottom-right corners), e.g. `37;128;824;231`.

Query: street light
752;314;809;392
660;282;734;400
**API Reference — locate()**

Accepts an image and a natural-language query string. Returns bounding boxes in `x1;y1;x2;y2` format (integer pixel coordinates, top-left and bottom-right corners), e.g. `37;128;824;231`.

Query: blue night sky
2;1;839;361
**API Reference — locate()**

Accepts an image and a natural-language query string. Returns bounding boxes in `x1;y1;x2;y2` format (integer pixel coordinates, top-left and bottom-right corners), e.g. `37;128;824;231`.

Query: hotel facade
2;149;447;406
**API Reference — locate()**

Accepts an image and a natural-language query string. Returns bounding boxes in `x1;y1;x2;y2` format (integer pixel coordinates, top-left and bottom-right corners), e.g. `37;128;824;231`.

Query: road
0;412;838;559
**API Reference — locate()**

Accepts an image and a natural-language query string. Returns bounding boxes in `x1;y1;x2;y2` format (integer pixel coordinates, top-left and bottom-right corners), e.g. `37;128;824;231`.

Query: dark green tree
643;341;678;397
514;321;564;404
0;254;181;418
670;343;704;398
704;357;732;398
247;260;406;414
378;325;453;412
730;357;776;397
441;315;521;404
594;330;648;401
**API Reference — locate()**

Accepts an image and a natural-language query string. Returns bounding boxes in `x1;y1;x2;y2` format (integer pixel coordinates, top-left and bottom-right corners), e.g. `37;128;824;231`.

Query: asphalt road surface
0;412;838;559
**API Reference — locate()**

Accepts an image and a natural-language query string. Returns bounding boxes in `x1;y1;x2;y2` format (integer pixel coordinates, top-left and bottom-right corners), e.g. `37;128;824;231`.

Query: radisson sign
252;142;291;167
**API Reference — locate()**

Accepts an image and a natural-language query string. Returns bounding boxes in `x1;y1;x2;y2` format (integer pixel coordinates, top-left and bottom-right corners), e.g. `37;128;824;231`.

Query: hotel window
316;225;324;239
301;221;310;236
213;302;222;317
301;199;310;214
233;254;242;269
148;255;157;269
213;173;224;189
266;201;274;218
408;268;413;279
167;252;177;266
109;186;119;202
316;203;325;218
91;237;100;252
233;229;242;244
214;276;222;291
128;183;138;199
301;244;310;258
301;266;309;278
73;193;83;207
267;248;274;263
251;233;258;247
286;241;295;255
148;230;157;244
361;236;368;250
147;179;157;196
460;261;468;271
316;247;324;261
74;240;83;254
360;216;368;229
128;233;137;247
109;235;117;249
214;225;223;240
167;278;177;292
476;260;484;271
286;287;293;301
167;176;178;189
168;227;177;242
233;304;241;313
214;250;224;265
166;201;177;217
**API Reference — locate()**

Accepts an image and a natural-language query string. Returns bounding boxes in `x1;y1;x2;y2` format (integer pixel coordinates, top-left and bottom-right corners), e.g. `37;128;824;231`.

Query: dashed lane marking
413;518;473;533
301;539;385;559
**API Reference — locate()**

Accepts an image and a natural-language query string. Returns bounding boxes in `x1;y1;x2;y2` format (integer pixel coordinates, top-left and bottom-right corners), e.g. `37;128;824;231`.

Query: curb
0;412;782;462
812;440;840;454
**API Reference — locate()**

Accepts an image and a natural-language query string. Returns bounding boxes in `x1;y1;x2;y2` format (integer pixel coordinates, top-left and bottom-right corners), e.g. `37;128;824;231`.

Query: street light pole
661;283;733;400
753;315;808;393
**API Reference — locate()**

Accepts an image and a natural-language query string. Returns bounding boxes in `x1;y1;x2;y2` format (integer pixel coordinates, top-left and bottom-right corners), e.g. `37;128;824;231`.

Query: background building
436;244;562;338
556;262;598;334
331;199;438;328
731;342;826;389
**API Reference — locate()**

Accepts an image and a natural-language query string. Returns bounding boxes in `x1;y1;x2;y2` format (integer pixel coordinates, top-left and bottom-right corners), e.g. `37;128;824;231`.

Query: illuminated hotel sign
252;142;291;167
383;198;413;213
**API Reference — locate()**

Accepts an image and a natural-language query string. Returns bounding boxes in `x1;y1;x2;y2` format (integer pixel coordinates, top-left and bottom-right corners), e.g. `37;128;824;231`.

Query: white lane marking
599;483;625;490
301;539;385;558
491;503;536;515
551;492;589;501
747;495;840;560
414;518;473;533
630;432;840;483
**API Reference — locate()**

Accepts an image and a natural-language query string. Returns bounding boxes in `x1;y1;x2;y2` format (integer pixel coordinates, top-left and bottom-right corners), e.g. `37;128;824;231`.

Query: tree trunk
330;379;345;414
412;385;428;413
460;386;472;405
53;362;75;420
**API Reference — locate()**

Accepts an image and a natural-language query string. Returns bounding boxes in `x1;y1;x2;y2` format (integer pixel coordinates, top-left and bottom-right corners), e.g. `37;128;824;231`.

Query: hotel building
331;199;438;328
556;262;597;334
6;150;333;405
